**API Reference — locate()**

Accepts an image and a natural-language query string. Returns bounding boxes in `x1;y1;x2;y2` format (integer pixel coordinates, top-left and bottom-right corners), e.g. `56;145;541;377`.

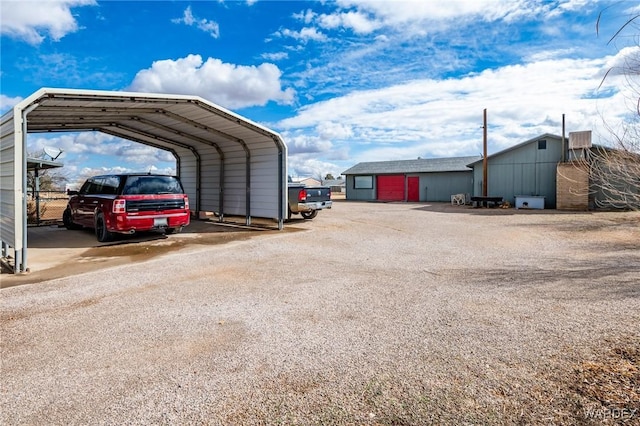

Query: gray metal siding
198;147;222;213
421;172;473;202
250;148;281;219
0;109;20;251
222;154;247;215
345;175;376;201
175;147;198;211
176;140;282;220
473;136;562;207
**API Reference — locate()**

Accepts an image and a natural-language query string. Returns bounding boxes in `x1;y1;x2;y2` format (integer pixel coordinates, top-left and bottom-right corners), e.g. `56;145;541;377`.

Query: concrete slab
1;217;300;287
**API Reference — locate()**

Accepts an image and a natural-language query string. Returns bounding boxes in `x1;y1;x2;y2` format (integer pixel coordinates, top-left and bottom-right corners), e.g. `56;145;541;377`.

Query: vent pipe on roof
562;113;566;163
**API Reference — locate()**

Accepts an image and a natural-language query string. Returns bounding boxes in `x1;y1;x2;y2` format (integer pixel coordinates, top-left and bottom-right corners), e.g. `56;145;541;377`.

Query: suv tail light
113;199;126;214
298;189;307;202
184;196;189;210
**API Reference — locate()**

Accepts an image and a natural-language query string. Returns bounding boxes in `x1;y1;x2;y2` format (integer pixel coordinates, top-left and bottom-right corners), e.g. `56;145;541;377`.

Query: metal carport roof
1;88;288;273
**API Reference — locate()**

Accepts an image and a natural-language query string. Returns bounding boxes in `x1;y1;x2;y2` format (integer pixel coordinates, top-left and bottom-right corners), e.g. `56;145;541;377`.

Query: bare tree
580;10;640;210
585;145;640;209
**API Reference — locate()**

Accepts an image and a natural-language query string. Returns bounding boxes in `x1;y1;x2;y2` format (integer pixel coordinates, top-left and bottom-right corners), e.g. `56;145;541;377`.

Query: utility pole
482;108;488;197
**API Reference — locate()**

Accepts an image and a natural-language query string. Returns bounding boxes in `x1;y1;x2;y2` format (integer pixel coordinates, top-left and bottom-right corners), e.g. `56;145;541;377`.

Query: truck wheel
95;213;113;242
301;210;318;220
63;208;81;230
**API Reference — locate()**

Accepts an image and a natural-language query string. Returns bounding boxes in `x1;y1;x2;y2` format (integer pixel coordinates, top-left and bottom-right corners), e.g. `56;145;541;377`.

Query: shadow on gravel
26;217;286;250
455;259;640;300
411;203;597;216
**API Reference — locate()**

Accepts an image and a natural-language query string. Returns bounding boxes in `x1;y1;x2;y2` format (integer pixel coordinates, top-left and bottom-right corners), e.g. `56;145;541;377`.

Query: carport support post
34;166;41;225
218;161;225;222
278;148;284;230
245;150;251;226
18;103;39;272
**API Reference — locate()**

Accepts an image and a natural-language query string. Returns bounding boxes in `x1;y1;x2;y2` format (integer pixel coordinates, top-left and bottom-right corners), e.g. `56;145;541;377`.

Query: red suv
63;174;191;242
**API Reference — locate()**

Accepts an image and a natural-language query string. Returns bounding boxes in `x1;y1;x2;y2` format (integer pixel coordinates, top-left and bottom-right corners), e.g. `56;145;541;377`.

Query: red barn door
407;176;419;202
377;175;405;201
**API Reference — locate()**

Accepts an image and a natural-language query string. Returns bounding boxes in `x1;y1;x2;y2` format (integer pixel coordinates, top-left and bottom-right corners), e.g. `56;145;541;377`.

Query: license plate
154;218;168;227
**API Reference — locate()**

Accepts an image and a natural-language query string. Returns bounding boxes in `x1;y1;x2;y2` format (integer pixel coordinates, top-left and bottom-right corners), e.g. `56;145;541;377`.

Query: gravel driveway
1;202;639;425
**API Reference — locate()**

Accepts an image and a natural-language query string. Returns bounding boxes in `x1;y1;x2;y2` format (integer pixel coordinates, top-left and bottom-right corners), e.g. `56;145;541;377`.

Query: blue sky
1;0;639;187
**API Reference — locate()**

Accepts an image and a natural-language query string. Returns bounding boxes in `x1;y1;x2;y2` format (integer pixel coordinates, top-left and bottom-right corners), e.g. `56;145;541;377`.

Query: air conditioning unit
569;130;592;149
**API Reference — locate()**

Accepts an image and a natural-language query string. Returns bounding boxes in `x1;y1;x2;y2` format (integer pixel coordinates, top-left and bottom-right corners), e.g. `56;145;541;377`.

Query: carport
1;88;288;273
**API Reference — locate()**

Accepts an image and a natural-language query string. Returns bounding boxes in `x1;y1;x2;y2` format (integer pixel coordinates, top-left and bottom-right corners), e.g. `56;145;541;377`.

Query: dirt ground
1;201;639;425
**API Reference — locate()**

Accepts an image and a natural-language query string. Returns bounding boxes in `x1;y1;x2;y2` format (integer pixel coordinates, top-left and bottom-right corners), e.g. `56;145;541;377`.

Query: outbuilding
468;133;563;208
1;88;288;273
342;156;480;202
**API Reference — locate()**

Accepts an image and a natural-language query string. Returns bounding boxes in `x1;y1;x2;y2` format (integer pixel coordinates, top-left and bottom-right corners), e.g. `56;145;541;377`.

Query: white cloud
277;27;328;42
0;94;23;113
332;0;469;27
317;11;382;34
277;52;632;165
127;54;296;109
288;156;344;180
524;48;577;62
337;0;537;24
624;4;640;14
261;52;289;61
281;132;333;155
327;0;594;34
27;132;175;165
27;130;178;186
0;0;96;45
293;9;316;25
172;6;220;38
602;45;640;77
316;122;354;140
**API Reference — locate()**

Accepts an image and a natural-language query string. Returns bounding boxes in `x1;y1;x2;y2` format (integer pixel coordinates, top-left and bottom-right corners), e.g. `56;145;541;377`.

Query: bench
470;196;503;208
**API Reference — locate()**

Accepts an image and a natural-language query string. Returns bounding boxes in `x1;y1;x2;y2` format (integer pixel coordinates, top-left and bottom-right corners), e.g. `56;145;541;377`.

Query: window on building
538;140;547;150
354;175;373;189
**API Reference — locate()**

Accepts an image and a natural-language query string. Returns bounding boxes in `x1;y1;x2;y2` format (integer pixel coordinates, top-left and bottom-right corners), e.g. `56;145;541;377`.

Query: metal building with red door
342;156;480;202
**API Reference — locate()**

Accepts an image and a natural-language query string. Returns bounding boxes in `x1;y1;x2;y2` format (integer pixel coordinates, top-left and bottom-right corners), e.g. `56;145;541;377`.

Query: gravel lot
1;201;639;425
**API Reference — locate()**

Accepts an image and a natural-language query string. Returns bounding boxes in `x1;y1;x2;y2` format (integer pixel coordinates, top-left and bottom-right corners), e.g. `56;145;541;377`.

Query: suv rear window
122;176;185;195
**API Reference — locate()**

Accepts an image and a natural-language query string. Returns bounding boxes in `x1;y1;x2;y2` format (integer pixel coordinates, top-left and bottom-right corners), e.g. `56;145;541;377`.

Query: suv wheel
95;213;113;242
63;208;81;230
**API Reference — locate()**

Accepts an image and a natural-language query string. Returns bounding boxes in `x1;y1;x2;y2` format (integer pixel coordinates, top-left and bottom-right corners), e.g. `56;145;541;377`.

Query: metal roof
27;157;63;171
342;156;481;175
323;179;346;187
466;133;562;166
22;88;285;161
